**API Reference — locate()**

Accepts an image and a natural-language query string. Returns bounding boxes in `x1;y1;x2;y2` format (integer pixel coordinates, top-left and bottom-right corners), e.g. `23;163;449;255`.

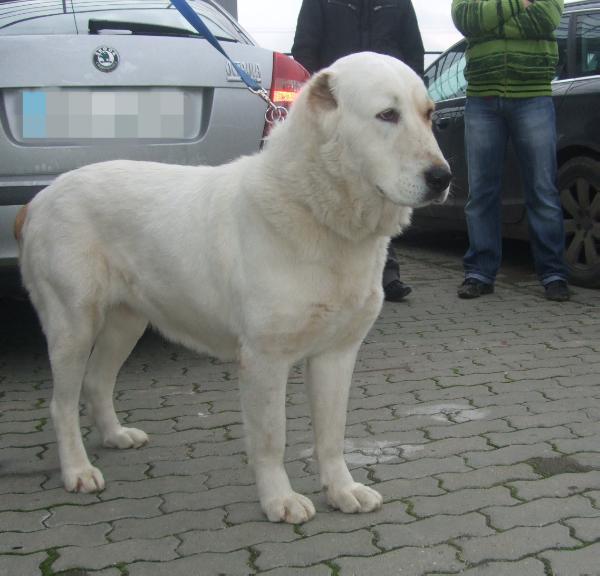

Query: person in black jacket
291;0;424;302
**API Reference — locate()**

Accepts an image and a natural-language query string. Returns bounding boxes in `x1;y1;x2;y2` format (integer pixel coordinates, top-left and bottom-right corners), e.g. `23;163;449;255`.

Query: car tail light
263;52;310;139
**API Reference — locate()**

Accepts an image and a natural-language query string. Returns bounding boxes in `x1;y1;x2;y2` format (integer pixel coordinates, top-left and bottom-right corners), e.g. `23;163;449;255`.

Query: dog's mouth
375;185;391;202
375;185;449;208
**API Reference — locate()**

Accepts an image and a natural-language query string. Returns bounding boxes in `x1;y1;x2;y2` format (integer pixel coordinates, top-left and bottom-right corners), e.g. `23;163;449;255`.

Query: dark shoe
457;278;494;299
384;279;412;302
544;280;570;302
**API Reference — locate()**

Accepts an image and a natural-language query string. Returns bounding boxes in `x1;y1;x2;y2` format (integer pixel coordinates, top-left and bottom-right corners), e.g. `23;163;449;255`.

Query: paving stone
179;521;300;554
426;418;512;439
508;471;600;500
397;437;491;460
224;501;272;524
541;542;600;576
191;438;246;457
369;414;453;434
373;476;445;502
485;426;575;447
0;487;99;512
372;455;470;481
0;509;50;532
465;442;558;468
0;551;46;576
457;523;579;563
528;397;594;414
162;485;260;513
410;486;517;517
0;474;46;495
0;523;110;554
416;384;494;402
335;544;464;576
584;490;600;507
565;516;600;542
93;444;191;466
377;512;493;549
128;551;252;576
571;452;600;470
254;530;377;571
150;454;246;477
98;475;209;500
259;566;331;576
553;436;600;454
436;464;539;491
483;495;600;530
110;508;226;540
430;558;547;576
302;501;412;537
507;410;590;429
53;537;180;572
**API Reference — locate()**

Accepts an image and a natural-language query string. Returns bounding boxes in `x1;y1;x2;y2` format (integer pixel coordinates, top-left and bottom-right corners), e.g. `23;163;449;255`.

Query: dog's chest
254;282;382;358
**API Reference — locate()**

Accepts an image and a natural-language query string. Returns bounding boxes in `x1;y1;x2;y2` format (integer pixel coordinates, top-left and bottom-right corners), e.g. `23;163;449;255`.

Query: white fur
17;52;450;523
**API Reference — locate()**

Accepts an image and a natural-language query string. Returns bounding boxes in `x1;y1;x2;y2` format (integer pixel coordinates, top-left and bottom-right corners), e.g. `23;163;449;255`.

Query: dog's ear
308;72;337;111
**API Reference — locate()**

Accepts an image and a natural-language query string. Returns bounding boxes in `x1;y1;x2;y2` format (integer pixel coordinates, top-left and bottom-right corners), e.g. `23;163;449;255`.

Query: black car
418;0;600;288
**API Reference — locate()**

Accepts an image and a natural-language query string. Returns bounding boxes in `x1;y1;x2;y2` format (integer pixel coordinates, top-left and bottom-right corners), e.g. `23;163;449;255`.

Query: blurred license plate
22;88;187;140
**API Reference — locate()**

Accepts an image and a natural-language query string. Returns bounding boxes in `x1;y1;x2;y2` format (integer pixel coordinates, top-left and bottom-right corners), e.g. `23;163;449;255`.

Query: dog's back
18;159;253;357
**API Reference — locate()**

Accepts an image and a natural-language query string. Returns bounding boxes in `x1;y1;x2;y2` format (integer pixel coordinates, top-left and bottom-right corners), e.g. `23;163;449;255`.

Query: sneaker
457;278;494;299
544;280;570;302
384;279;412;302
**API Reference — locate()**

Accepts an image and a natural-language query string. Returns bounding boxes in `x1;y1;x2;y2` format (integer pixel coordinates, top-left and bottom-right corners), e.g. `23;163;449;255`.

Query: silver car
0;0;309;292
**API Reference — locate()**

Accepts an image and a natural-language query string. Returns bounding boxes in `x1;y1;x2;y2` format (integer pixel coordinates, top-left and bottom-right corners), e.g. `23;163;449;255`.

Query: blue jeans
463;96;568;286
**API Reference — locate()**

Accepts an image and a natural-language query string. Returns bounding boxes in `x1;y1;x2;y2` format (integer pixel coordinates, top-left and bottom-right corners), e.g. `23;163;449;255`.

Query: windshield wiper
88;18;235;41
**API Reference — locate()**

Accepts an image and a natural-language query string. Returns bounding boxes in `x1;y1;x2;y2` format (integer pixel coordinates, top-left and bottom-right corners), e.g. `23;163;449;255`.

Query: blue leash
170;0;287;122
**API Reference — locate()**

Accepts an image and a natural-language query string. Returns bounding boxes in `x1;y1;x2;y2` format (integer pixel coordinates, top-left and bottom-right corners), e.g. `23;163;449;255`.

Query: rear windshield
0;0;249;41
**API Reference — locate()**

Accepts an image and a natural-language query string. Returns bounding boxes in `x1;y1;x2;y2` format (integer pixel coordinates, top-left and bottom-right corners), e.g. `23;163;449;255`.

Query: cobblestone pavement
1;232;600;576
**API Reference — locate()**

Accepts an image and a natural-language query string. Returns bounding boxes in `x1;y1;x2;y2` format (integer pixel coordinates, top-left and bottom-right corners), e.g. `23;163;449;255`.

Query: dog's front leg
239;347;316;524
306;345;383;514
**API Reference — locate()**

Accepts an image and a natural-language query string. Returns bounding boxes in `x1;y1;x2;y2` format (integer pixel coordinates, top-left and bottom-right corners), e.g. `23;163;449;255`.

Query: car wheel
559;156;600;288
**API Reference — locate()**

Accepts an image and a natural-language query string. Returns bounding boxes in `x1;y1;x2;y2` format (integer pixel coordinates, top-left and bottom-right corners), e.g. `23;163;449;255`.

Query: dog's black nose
425;165;452;194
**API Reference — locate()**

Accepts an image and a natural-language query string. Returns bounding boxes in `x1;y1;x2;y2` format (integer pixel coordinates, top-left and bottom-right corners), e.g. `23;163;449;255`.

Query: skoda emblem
93;46;119;73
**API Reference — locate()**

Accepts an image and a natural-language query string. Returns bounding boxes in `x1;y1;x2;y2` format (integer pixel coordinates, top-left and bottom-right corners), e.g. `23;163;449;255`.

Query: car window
575;9;600;77
0;1;78;34
0;0;246;42
424;41;467;102
555;12;570;79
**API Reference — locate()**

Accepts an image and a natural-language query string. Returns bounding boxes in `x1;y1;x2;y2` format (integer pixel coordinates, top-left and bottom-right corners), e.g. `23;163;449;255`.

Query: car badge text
225;61;262;83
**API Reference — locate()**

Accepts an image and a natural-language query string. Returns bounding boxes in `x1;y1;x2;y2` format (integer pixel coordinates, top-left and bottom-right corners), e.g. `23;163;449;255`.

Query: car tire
558;156;600;288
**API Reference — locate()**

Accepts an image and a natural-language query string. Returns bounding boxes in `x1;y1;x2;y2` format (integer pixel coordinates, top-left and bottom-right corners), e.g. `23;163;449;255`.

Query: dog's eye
376;109;400;124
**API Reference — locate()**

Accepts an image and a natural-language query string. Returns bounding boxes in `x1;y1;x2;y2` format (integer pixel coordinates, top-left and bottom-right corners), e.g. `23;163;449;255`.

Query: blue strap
170;0;262;91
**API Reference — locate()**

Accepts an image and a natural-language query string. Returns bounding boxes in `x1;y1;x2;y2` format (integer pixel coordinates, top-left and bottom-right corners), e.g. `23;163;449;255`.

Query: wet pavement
1;230;600;576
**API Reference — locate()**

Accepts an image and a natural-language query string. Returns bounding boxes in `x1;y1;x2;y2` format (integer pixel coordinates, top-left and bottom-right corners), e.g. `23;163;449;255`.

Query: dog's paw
103;427;149;449
327;482;383;514
64;465;105;493
262;492;316;524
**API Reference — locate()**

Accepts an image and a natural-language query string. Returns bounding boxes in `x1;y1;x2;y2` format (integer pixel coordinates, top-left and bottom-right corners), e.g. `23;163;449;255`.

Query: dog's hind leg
306;344;383;514
83;304;148;450
40;297;105;493
239;346;316;524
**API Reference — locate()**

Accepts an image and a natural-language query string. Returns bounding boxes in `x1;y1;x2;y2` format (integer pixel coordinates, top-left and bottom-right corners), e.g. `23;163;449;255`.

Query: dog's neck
258;124;409;243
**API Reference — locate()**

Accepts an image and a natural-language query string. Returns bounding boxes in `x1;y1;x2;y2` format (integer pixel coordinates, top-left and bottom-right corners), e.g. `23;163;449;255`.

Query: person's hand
522;0;534;7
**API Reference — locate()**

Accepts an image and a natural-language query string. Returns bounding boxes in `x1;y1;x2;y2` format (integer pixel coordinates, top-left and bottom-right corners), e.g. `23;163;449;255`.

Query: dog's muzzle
424;165;452;204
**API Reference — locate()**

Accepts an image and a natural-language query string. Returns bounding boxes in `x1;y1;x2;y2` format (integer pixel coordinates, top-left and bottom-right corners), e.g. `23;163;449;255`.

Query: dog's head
292;52;451;210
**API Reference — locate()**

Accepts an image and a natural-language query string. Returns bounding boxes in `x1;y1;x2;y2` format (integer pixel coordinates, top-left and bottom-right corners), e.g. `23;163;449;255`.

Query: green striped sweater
451;0;564;97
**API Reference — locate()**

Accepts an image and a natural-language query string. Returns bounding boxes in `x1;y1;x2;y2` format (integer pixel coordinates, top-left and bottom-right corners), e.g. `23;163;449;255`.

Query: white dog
15;52;451;523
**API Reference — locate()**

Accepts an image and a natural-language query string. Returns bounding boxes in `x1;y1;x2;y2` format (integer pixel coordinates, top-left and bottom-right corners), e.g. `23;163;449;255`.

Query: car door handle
434;117;450;130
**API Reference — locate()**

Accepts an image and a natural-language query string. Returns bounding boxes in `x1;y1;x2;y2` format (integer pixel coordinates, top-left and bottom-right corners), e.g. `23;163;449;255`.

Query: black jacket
291;0;424;75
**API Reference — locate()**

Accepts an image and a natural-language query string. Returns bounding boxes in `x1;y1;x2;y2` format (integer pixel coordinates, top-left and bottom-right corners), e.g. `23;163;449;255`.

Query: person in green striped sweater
452;0;571;302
